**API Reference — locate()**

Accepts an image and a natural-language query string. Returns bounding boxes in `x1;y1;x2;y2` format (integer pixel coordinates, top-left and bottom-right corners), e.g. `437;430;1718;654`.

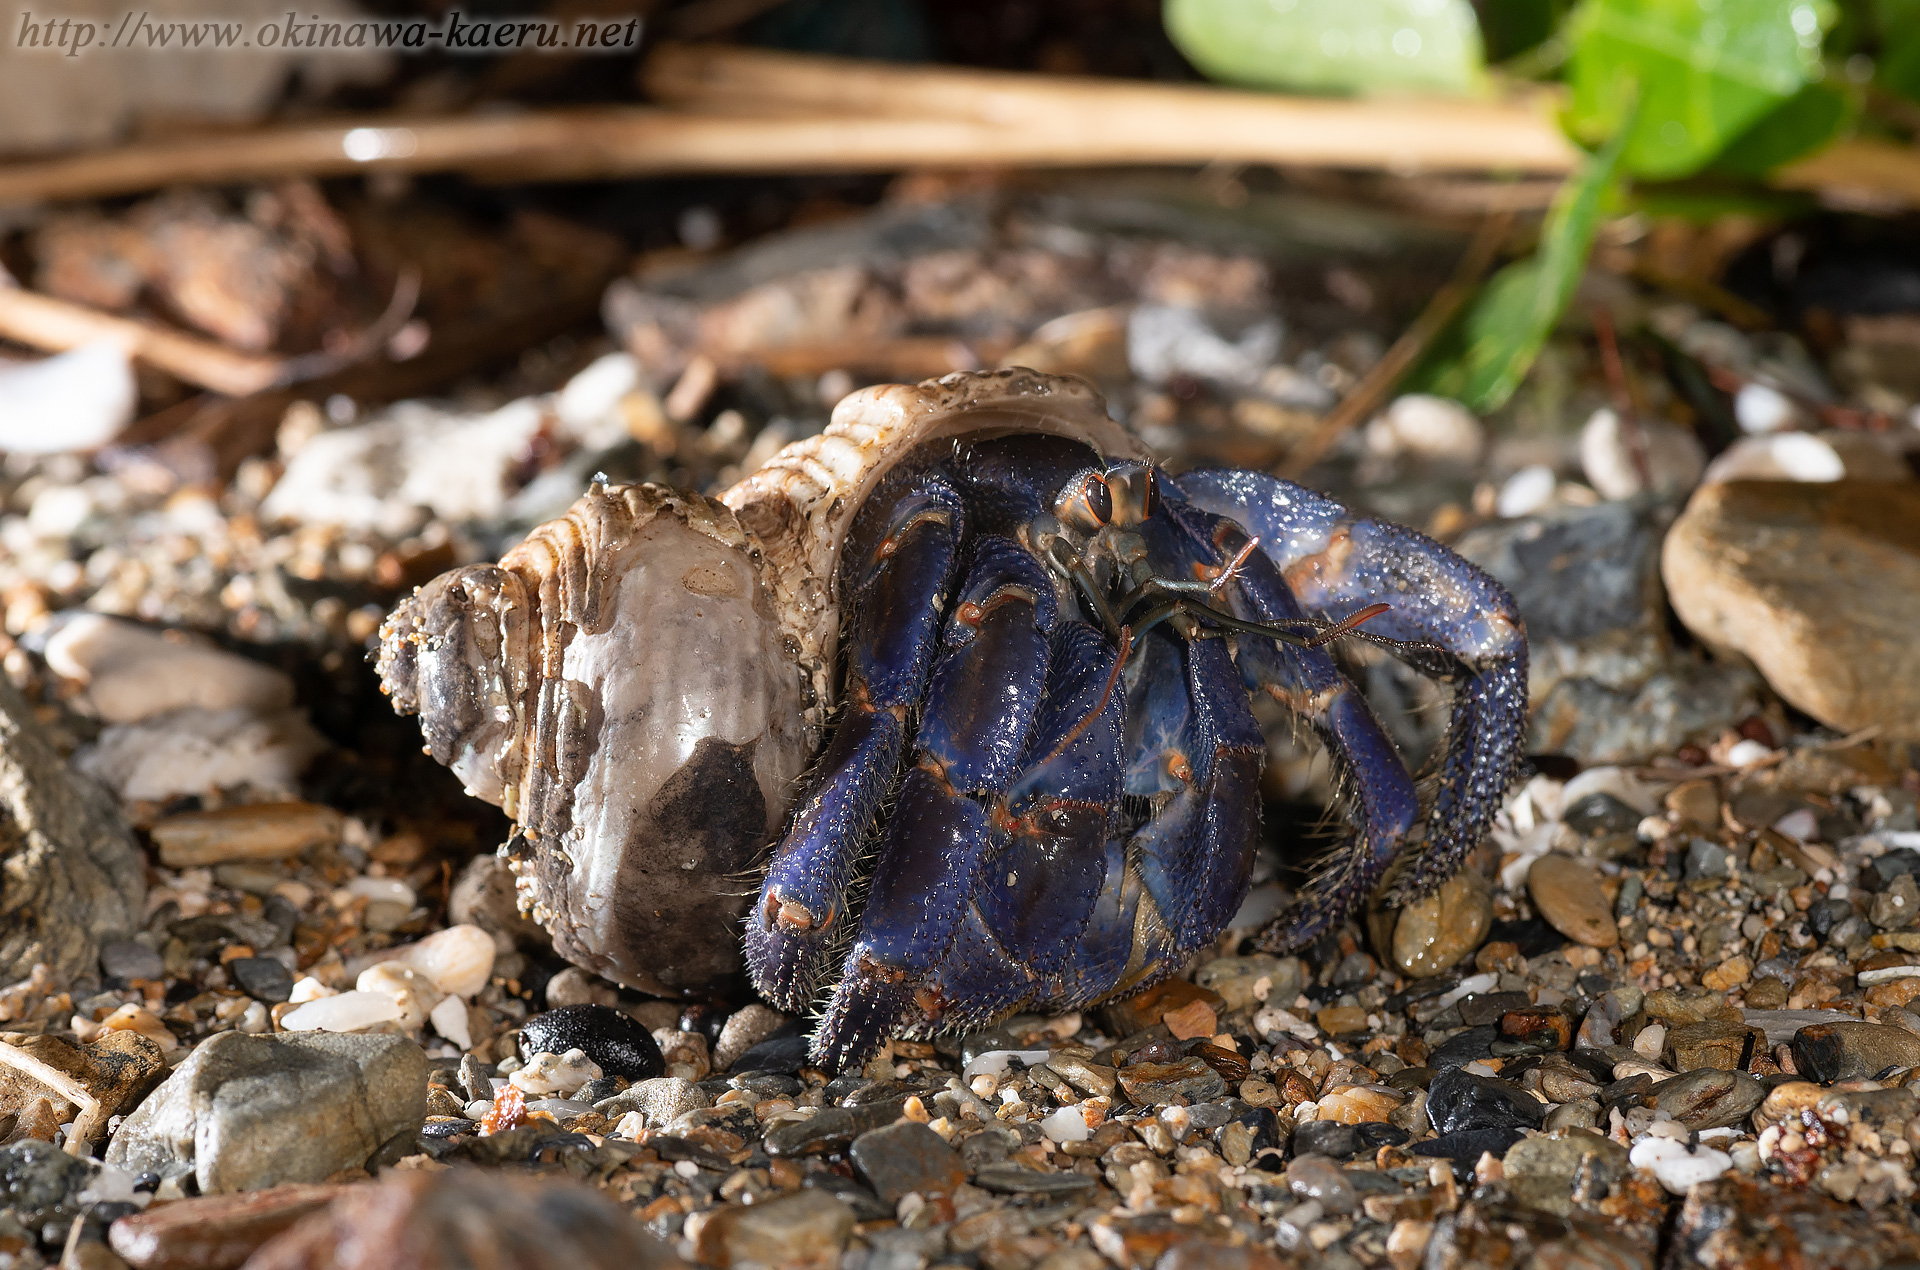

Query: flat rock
1664;1020;1763;1072
849;1121;965;1204
105;1031;427;1194
1527;854;1618;948
1116;1057;1227;1106
243;1168;688;1270
1662;479;1920;735
695;1189;853;1270
0;674;144;984
1791;1020;1920;1082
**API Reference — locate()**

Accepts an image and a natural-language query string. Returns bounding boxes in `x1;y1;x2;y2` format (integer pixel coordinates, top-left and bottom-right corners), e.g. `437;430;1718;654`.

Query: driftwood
0;284;286;395
0;44;1914;208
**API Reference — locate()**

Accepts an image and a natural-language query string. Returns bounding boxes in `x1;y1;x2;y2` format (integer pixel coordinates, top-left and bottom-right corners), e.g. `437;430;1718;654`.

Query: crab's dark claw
1177;470;1529;943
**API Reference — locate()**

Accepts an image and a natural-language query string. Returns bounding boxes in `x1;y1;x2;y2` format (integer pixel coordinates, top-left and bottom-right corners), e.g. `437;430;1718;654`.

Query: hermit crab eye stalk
1103;464;1159;527
1058;471;1113;531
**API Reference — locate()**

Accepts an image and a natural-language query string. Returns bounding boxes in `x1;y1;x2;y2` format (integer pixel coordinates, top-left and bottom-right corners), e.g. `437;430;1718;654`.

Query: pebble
695;1189;853;1270
1367;394;1484;464
1391;869;1492;977
712;1005;787;1072
1284;1154;1357;1214
148;803;344;868
1194;955;1301;1011
1527;854;1619;948
1496;465;1557;518
519;1006;665;1081
596;1077;710;1129
1502;1131;1630;1217
99;939;164;983
0;343;136;455
1663;1021;1760;1072
279;990;403;1034
105;1032;427;1194
1425;1067;1544;1135
1791;1020;1920;1082
1629;1136;1732;1194
43;614;295;724
971;1164;1099;1196
1578;408;1705;501
1663;479;1920;733
849;1122;966;1204
241;1168;683;1270
228;957;295;1004
1653;1068;1765;1130
1115;1057;1227;1106
388;925;495;998
510;1049;602;1097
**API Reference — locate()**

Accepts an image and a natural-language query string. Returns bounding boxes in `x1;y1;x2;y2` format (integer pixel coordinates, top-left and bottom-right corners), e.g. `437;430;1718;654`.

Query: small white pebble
1633;1023;1666;1061
1041;1105;1091;1143
345;876;416;907
465;1100;493;1121
511;1049;602;1096
1630;1136;1732;1193
1495;465;1556;518
1772;809;1819;842
673;1160;700;1178
1461;1061;1499;1078
1734;382;1795;434
429;993;472;1050
1725;739;1773;768
279;989;402;1033
614;1111;646;1138
962;1049;1049;1079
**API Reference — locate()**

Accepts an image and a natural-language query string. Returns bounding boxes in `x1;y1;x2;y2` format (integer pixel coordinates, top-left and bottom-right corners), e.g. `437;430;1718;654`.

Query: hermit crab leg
1122;626;1267;966
746;477;965;1012
1176;470;1528;910
813;536;1058;1073
905;621;1125;1034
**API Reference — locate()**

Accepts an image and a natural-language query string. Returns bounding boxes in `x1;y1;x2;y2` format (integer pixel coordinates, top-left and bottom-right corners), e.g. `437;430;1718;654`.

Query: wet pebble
1426;1067;1544;1135
1791;1021;1920;1082
695;1190;853;1270
1284;1154;1356;1214
1115;1057;1226;1106
519;1006;665;1081
1392;870;1492;977
1527;854;1619;948
229;957;294;1004
849;1122;966;1204
1653;1068;1764;1130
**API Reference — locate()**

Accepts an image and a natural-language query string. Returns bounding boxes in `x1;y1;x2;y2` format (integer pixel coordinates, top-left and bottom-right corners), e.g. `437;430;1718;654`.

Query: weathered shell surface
380;370;1145;994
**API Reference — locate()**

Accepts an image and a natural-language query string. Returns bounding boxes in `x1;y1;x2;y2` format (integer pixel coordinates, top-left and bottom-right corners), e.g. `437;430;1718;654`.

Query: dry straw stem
0;283;285;396
0;43;1914;206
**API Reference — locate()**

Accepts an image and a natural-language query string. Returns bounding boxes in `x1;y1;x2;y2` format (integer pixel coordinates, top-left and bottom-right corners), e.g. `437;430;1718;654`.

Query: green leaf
1880;25;1920;102
1565;0;1834;178
1712;79;1853;172
1431;128;1630;412
1165;0;1486;97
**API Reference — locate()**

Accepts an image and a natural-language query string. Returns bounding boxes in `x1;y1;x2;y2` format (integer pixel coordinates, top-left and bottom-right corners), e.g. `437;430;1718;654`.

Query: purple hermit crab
378;370;1526;1071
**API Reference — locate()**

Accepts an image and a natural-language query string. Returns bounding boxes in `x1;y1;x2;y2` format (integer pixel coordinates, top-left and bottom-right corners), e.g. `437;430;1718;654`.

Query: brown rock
1527;855;1618;948
110;1184;346;1270
1641;988;1742;1027
1662;480;1920;735
0;1030;166;1147
1501;1007;1572;1052
242;1169;686;1270
695;1189;853;1270
1663;1021;1762;1072
1102;980;1224;1039
149;803;343;868
1391;868;1493;977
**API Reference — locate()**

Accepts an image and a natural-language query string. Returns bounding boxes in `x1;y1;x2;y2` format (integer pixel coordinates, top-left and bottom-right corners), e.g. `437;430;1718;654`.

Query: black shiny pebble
519;1005;664;1080
1426;1067;1544;1135
1383;976;1461;1013
1291;1120;1363;1159
1387;1067;1434;1093
575;1076;625;1105
1563;791;1643;836
1457;992;1530;1027
419;1119;473;1139
1576;973;1613;1000
1427;1026;1499;1070
1411;1126;1527;1175
228;957;294;1004
731;1071;804;1097
1216;1105;1280;1156
731;1033;811;1076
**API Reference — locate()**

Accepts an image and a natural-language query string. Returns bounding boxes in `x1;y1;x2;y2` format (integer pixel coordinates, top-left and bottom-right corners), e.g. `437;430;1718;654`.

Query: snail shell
380;369;1147;994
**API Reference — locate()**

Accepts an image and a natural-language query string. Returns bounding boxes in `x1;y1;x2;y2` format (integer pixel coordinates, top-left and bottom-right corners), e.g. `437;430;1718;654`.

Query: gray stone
1871;875;1920;930
99;938;163;983
1193;956;1301;1011
105;1030;428;1194
712;1005;787;1073
595;1077;711;1129
0;674;144;984
1685;839;1733;881
1502;1131;1629;1217
1654;1068;1765;1130
1284;1154;1356;1214
229;956;294;1003
694;1189;853;1270
970;1164;1100;1196
1115;1057;1226;1106
849;1122;966;1204
1457;501;1763;764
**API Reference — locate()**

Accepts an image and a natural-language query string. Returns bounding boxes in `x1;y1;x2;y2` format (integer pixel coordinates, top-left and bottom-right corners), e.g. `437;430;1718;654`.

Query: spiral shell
380;369;1146;994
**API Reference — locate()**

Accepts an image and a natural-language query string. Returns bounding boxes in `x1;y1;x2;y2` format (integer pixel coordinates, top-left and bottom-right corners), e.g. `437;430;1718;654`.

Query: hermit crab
378;369;1526;1071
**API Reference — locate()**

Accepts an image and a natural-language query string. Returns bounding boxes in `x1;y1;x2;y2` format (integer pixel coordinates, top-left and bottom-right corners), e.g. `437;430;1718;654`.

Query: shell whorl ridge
723;367;1146;734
